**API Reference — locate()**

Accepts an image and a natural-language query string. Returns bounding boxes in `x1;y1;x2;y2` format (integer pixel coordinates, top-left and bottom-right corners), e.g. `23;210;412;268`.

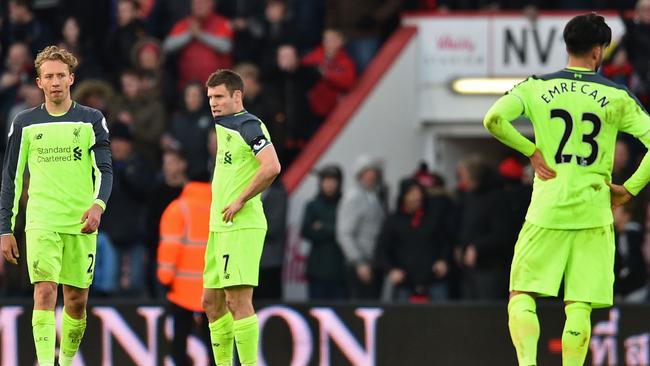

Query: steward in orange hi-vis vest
157;182;211;311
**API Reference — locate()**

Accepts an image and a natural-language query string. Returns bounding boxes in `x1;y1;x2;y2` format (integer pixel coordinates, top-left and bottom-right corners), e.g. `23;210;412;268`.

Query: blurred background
1;0;650;365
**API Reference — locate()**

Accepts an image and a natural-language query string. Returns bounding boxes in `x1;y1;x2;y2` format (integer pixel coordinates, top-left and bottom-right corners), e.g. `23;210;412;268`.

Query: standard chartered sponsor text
37;146;75;163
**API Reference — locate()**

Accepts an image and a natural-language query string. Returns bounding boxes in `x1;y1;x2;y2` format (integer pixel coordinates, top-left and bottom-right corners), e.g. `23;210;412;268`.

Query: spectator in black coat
457;156;513;300
235;63;275;127
226;0;266;64
267;44;318;166
498;157;532;236
376;179;451;302
147;0;191;40
57;17;104;88
161;82;212;179
1;42;33;151
302;165;347;300
614;203;648;302
105;0;147;82
621;0;650;108
257;178;288;300
7;0;53;57
102;123;156;295
256;0;298;74
144;149;188;297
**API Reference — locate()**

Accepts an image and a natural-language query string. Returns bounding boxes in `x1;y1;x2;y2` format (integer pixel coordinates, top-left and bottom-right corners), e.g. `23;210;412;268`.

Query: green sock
233;314;259;366
508;294;539;366
32;310;56;366
59;310;87;366
562;302;592;366
209;312;234;365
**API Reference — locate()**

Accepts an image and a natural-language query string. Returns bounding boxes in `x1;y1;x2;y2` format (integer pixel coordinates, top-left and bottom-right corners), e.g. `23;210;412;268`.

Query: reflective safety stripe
160;235;205;247
161;235;184;242
178;201;206;247
158;263;176;270
175;271;203;279
183;239;206;247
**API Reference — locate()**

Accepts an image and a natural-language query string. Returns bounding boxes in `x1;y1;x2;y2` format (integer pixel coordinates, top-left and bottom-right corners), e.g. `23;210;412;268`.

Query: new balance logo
224;151;232;164
567;331;581;336
36;133;43;140
574;73;583;79
73;147;82;161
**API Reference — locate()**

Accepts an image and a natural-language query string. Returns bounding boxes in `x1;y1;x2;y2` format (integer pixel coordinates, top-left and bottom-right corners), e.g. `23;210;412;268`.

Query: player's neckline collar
563;67;595;74
214;109;248;121
41;101;76;117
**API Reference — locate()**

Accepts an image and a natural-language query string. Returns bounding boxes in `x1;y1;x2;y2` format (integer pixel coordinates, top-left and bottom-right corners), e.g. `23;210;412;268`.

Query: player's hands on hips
1;234;19;265
529;149;556;181
606;181;633;208
388;268;405;284
222;199;244;224
356;263;373;284
81;203;104;234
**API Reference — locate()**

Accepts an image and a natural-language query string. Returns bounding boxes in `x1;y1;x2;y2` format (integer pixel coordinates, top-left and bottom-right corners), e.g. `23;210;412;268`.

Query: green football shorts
509;221;615;308
26;229;97;288
203;229;266;289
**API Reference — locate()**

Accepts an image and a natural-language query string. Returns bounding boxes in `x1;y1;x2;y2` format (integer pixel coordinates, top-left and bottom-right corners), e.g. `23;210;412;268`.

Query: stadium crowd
0;0;649;304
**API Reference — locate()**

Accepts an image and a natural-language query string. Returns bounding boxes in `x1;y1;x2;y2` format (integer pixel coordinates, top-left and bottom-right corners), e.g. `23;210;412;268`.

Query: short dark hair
205;69;244;96
121;68;144;79
10;0;31;9
119;0;140;9
163;147;187;161
563;13;611;56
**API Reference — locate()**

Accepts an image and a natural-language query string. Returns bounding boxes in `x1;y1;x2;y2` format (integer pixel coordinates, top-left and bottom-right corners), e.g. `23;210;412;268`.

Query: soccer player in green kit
484;14;650;366
0;46;112;366
202;69;281;366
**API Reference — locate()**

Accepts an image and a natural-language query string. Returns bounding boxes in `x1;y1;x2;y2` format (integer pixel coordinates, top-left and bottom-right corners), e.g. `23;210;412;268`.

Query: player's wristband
94;199;106;211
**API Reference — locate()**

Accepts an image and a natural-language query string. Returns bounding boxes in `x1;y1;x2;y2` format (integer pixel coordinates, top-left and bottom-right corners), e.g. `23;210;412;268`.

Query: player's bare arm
221;146;281;223
529;149;556;181
484;94;557;181
1;233;19;265
80;203;105;234
606;182;632;208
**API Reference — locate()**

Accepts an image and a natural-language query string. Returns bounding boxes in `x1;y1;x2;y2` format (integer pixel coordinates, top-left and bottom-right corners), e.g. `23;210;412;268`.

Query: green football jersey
210;110;271;232
501;67;650;229
0;102;113;234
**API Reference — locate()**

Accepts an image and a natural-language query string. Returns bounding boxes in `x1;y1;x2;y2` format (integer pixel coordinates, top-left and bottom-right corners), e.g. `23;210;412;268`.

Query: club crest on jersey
72;127;81;143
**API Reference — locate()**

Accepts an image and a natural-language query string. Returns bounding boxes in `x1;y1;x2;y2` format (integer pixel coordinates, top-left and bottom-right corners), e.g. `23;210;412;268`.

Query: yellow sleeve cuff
94;199;106;211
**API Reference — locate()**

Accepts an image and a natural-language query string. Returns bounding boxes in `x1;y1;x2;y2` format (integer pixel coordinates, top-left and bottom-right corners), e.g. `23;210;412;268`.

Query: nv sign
494;18;570;75
408;14;625;83
503;25;558;65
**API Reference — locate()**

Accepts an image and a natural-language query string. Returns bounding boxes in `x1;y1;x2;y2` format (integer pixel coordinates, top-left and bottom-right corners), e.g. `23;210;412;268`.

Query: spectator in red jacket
163;0;233;91
302;29;357;119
